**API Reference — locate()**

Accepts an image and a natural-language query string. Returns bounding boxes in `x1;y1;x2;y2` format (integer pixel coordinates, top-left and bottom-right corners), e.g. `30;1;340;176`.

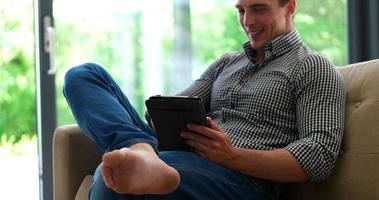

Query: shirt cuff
285;138;337;182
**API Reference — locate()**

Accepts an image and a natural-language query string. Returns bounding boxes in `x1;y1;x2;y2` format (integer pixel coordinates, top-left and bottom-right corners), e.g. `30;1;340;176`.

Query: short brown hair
278;0;290;6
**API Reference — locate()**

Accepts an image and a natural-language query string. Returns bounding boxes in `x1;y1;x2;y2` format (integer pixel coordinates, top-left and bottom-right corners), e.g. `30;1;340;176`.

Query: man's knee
64;63;103;83
63;63;104;93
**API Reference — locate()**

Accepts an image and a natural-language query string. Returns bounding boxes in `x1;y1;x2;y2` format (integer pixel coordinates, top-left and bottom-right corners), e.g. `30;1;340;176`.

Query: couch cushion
53;125;101;200
75;175;93;200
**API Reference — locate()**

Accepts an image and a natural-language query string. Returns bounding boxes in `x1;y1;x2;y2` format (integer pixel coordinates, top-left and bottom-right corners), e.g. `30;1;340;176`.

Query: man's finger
206;117;223;131
187;139;209;153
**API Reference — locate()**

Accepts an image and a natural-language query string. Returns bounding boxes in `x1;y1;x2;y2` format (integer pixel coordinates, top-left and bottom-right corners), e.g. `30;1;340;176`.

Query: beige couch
53;59;379;200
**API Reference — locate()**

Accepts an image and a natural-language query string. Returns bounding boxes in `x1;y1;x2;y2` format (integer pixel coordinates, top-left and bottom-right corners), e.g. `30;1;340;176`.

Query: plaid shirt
178;30;346;182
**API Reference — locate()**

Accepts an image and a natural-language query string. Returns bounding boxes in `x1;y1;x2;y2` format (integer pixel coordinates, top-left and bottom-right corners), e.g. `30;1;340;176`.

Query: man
63;0;346;199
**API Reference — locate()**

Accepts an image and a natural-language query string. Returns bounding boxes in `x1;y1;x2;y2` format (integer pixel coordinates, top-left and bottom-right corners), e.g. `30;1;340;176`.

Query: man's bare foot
101;145;180;195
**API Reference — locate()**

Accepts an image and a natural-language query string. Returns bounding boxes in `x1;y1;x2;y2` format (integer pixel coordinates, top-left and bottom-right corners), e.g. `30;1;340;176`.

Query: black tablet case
145;96;207;151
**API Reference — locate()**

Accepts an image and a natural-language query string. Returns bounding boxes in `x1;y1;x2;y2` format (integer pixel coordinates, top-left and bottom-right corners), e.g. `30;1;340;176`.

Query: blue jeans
63;63;274;200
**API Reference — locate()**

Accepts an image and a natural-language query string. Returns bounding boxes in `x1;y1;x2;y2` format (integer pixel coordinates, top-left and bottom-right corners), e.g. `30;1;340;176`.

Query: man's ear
286;0;296;18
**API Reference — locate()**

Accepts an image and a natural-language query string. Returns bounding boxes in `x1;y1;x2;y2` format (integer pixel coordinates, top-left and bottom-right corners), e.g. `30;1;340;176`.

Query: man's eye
252;6;267;12
237;9;245;15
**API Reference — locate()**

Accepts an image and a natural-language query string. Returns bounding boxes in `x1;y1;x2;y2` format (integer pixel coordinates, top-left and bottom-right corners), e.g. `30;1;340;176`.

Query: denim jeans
63;63;274;200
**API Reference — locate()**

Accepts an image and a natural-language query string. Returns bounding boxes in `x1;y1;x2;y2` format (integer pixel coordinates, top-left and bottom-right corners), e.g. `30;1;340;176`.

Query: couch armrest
53;125;102;200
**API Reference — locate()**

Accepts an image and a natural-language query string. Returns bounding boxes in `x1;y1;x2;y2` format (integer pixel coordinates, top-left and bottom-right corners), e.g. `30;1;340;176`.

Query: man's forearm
182;118;309;182
224;148;308;182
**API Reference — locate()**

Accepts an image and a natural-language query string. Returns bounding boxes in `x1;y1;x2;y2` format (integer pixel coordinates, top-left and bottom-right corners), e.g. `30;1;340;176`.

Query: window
54;0;348;125
0;0;39;199
295;0;347;66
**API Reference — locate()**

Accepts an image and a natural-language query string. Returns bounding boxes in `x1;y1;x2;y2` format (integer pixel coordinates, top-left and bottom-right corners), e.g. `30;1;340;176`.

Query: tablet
145;95;207;151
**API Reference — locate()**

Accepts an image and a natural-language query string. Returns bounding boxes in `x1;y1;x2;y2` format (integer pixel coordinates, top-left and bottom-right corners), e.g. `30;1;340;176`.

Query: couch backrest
281;59;379;200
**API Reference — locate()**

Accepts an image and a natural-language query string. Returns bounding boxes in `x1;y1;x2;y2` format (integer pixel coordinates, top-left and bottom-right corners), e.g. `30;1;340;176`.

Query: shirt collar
243;29;302;63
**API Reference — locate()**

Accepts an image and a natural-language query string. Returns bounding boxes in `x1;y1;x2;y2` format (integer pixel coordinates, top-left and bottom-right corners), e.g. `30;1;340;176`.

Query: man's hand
181;117;237;166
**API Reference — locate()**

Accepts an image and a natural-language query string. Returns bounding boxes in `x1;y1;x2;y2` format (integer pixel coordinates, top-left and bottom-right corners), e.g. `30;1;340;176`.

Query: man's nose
243;12;255;27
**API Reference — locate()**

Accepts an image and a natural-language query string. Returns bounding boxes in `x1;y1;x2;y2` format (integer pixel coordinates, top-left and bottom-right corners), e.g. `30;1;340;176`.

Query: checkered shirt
178;30;346;182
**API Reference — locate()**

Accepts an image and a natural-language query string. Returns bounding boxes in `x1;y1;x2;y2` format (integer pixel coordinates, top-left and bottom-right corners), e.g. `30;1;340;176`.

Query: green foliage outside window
0;0;36;143
295;0;347;66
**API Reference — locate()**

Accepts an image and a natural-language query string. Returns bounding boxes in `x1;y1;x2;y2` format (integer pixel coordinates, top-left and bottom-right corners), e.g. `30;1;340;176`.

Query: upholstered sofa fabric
53;125;101;200
53;59;379;200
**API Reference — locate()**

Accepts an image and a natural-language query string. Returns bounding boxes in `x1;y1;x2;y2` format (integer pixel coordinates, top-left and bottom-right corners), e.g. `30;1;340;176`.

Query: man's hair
278;0;290;6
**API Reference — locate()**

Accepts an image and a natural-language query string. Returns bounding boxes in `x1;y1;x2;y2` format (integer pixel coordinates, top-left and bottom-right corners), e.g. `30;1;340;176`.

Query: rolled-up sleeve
285;55;346;182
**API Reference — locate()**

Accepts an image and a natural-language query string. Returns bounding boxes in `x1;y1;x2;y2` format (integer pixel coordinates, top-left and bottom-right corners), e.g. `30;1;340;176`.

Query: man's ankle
129;143;155;154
